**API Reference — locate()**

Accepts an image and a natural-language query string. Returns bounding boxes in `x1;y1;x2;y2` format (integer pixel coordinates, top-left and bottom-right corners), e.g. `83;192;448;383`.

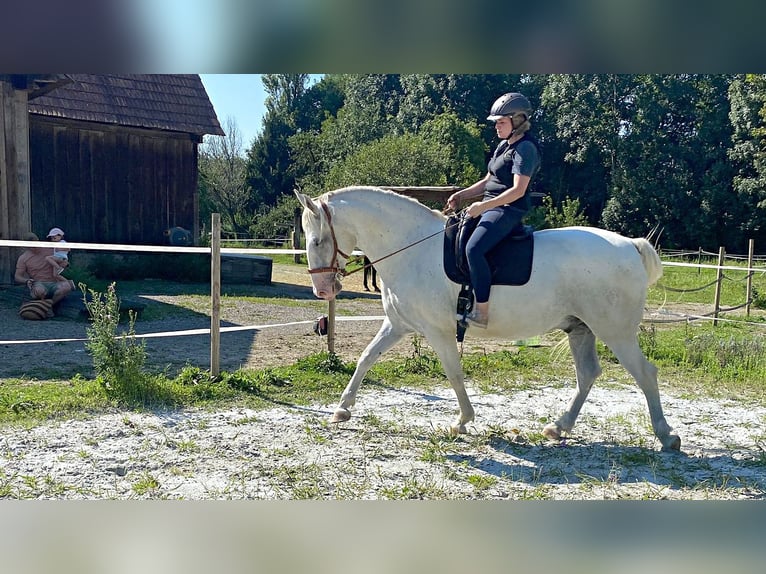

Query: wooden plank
0;82;11;281
220;254;273;284
27;115;201;247
0;82;32;284
10;87;31;235
380;185;460;206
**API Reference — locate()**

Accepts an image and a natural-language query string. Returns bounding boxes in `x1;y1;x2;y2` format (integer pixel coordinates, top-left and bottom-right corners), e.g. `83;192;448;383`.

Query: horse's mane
320;186;447;223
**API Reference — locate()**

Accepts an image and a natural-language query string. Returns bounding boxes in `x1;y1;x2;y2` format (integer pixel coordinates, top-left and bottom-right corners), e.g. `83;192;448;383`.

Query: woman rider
446;92;541;328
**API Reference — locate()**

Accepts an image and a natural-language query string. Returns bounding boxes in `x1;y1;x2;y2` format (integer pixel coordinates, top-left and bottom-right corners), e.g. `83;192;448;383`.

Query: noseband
307;201;351;277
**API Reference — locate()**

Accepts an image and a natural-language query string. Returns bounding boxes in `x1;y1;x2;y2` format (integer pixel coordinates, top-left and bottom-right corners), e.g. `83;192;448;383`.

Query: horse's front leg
331;318;406;423
424;330;474;435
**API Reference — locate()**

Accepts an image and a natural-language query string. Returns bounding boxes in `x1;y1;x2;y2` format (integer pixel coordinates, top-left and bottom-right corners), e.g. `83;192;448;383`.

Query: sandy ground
1;266;764;499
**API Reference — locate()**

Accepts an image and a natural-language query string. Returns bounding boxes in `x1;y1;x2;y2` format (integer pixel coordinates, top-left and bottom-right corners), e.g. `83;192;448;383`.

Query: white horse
295;186;681;451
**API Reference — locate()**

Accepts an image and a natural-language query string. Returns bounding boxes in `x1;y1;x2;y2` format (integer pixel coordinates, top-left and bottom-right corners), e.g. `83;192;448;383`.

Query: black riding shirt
483;134;541;211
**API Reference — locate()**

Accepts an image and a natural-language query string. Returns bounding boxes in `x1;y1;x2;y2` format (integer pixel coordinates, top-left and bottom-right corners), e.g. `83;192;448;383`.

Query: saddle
443;213;535;342
443;213;535;287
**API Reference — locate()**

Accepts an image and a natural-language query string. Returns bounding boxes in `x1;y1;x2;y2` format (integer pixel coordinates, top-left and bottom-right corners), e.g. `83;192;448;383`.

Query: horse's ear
294;189;320;217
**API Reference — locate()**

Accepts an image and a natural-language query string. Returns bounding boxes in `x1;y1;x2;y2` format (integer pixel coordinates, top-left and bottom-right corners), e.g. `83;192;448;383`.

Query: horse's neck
337;192;443;262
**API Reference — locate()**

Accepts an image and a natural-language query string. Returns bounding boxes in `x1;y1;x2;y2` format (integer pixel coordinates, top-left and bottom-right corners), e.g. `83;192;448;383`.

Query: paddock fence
2;220;766;376
655;239;766;325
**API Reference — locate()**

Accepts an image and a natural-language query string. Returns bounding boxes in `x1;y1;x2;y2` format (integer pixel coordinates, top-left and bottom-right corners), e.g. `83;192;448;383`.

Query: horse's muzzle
310;272;343;300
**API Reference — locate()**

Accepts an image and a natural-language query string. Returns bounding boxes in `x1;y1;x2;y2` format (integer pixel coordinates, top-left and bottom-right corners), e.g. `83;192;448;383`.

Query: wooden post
712;246;725;326
0;80;31;284
210;213;221;376
292;208;302;264
746;239;754;317
327;299;336;354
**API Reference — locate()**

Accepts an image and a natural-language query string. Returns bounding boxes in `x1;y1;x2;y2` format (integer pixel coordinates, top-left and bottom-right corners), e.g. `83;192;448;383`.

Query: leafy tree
324;132;451;189
249;193;301;246
245;74;313;209
729;74;766;248
198;116;250;234
541;74;631;223
233;74;761;252
418;112;486;187
601;75;734;249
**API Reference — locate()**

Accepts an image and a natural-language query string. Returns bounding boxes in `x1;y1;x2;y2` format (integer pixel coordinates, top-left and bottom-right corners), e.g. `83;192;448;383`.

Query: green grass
648;255;766;309
3;256;766;428
3;316;766;428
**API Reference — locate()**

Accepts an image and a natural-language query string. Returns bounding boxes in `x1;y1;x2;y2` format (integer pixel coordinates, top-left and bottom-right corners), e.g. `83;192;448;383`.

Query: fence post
210;213;221;376
712;246;725;326
746;239;754;317
327;299;336;354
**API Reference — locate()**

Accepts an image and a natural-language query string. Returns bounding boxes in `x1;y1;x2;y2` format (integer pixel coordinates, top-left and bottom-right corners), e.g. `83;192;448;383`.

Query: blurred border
1;501;765;574
2;0;765;72
3;1;766;572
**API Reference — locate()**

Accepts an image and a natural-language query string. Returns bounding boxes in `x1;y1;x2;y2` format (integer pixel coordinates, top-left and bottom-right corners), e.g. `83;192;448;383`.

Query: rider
446;92;541;328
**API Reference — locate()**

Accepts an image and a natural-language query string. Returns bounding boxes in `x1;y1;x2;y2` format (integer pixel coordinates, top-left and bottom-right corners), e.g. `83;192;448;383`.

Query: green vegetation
2;323;765;428
648;255;766;309
201;74;766;255
2;263;766;429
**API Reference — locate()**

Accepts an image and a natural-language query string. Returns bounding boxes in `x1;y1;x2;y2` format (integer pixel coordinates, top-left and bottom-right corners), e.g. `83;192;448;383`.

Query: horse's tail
632;238;663;286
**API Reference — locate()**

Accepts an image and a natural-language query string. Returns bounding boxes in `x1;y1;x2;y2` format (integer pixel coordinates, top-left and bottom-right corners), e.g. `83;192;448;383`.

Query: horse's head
295;190;356;300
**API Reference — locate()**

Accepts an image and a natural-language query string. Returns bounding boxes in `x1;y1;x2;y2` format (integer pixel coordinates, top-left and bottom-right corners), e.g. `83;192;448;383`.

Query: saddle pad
19;299;53;320
443;216;534;286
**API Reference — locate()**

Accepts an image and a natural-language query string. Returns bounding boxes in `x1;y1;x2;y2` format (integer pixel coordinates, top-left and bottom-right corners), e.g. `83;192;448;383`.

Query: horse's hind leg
331;317;406;423
543;320;602;441
606;337;681;451
423;329;474;434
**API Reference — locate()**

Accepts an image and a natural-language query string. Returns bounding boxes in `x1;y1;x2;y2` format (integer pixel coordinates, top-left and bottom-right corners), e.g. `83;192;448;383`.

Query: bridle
306;199;462;279
306;202;351;277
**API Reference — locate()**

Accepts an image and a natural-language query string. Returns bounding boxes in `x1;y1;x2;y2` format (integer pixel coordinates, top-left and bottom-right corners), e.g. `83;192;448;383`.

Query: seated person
15;232;75;314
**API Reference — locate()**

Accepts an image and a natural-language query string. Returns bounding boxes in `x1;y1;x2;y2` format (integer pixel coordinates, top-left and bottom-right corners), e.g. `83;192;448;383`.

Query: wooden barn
1;74;223;283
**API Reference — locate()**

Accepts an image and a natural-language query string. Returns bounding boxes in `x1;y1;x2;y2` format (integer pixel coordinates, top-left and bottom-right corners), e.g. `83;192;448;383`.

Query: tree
729;74;766;249
198;116;249;234
601;75;734;249
245;74;312;209
324;132;451;190
418;112;486;187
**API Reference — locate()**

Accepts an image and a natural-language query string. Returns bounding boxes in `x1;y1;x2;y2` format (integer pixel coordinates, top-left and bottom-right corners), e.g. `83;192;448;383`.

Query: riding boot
462;301;489;329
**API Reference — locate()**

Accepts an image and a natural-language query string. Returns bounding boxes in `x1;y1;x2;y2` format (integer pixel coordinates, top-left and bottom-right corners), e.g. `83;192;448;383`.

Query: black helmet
487;92;533;121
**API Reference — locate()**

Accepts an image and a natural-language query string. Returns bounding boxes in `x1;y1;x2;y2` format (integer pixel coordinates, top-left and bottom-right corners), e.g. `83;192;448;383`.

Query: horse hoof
330;408;351;423
449;423;467;436
661;434;682;452
542;423;562;440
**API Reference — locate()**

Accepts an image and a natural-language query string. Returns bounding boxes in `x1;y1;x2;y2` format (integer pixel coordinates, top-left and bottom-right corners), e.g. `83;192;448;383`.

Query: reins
308;200;462;278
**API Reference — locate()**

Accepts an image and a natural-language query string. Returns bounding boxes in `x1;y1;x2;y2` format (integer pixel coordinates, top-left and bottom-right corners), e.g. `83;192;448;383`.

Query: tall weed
82;283;158;406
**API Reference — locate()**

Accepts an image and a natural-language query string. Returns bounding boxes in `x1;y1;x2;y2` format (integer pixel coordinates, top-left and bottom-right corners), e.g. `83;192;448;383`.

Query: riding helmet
487;92;533;121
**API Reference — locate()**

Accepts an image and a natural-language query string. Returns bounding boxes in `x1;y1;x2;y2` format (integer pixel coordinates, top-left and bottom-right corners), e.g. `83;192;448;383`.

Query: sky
199;74;324;152
199;74;270;150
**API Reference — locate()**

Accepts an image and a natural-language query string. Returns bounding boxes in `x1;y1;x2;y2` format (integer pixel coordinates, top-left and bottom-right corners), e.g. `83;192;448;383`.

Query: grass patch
3;301;766;429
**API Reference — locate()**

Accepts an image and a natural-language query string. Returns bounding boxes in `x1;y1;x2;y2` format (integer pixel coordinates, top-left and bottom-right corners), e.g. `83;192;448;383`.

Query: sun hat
47;227;65;237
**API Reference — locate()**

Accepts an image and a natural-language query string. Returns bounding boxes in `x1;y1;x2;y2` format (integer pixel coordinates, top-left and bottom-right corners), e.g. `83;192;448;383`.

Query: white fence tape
0;316;386;346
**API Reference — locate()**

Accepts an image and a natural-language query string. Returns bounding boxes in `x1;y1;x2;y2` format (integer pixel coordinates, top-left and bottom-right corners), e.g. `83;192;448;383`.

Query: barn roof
27;74;224;137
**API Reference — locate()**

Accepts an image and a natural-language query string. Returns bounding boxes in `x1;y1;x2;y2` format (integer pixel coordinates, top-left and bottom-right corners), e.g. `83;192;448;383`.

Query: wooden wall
0;81;31;282
29;116;200;246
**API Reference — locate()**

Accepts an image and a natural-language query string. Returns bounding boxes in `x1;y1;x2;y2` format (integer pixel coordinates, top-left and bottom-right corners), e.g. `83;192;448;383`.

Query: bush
249;194;301;247
83;283;157;406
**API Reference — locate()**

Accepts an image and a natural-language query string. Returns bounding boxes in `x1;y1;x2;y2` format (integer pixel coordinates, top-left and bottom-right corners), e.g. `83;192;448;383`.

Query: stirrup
464;310;488;329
